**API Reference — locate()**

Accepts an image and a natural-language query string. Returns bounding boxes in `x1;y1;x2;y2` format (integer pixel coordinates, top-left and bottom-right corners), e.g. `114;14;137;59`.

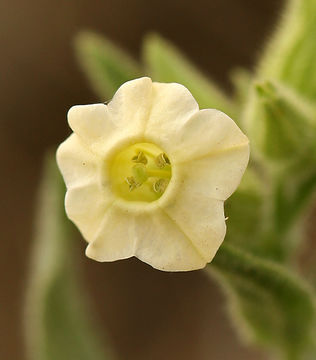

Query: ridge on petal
85;204;138;262
162;182;226;263
107;77;153;137
135;208;207;271
177;144;250;201
166;108;249;163
143;82;199;151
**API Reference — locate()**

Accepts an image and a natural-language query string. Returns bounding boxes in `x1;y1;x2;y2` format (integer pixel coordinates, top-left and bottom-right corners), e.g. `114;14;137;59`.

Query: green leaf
209;243;316;359
225;168;264;250
257;0;316;102
24;154;113;360
244;81;316;161
143;33;236;117
273;159;316;235
230;67;253;109
75;31;142;99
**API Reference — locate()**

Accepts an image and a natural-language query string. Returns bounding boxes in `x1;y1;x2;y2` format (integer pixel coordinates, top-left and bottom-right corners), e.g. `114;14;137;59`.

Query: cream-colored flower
57;77;249;271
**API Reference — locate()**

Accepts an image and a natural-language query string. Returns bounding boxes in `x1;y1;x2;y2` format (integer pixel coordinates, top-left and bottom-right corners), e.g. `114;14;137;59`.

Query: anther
153;178;169;193
155;153;170;168
132;151;148;165
125;177;139;191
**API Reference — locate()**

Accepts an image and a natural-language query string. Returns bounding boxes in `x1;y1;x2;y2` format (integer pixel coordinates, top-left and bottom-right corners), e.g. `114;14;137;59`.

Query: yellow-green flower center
109;143;172;202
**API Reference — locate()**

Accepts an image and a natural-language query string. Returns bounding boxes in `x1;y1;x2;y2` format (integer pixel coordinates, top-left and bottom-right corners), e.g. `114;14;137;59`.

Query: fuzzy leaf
143;33;235;117
209;243;316;359
225;168;264;251
273;159;316;235
244;81;316;161
230;67;253;109
24;154;113;360
258;0;316;101
75;31;142;99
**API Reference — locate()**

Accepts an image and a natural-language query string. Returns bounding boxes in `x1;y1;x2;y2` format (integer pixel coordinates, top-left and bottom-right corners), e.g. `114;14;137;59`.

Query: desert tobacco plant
26;1;316;359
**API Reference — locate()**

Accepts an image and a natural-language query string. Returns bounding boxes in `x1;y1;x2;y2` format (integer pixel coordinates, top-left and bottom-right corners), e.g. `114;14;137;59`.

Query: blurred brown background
0;0;284;359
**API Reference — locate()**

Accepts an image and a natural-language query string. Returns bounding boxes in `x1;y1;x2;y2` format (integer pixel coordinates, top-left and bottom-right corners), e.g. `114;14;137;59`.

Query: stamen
153;178;169;193
132;151;147;165
111;142;171;201
125;177;139;191
155;153;170;168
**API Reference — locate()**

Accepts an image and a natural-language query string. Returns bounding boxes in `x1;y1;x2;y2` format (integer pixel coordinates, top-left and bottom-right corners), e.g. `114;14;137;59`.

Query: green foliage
273;159;316;235
75;31;142;99
210;243;316;360
230;67;252;113
225;168;264;250
143;33;235;117
244;81;316;161
25;154;113;360
238;0;316;266
258;0;316;102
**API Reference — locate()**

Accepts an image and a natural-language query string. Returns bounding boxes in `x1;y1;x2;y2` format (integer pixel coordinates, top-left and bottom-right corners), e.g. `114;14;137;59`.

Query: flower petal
107;77;153;136
67;103;113;145
68;78;154;154
144;82;199;150
135;208;206;271
177;144;249;201
162;182;226;262
85;205;137;261
86;204;206;271
168;109;249;162
65;183;113;241
56;134;102;188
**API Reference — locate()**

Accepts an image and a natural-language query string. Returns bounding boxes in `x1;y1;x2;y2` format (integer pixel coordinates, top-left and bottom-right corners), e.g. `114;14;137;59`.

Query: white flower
57;77;249;271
